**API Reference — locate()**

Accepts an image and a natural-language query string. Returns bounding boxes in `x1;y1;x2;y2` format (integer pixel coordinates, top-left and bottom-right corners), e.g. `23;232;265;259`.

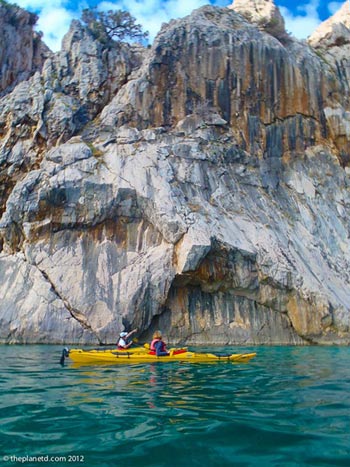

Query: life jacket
117;337;128;349
150;338;166;353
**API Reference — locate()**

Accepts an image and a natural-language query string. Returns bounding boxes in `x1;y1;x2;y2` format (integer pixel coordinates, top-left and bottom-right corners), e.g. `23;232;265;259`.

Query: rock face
229;0;286;41
0;2;350;345
0;2;50;96
0;17;145;218
308;1;350;163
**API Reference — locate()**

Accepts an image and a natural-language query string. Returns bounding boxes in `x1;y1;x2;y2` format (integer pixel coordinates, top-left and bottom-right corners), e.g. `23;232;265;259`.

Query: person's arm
125;328;138;340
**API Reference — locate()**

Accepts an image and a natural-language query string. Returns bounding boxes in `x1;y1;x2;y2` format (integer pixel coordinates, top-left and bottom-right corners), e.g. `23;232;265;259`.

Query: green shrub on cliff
81;8;148;45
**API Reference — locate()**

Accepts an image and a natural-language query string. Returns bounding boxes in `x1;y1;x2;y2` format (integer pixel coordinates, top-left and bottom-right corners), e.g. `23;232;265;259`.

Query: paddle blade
59;347;69;366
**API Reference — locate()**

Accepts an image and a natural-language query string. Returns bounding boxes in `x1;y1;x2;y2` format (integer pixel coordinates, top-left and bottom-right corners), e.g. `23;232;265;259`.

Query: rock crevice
0;2;350;344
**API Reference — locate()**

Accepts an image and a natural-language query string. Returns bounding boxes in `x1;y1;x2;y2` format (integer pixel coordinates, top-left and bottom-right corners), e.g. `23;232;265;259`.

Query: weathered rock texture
0;2;50;96
0;1;350;345
308;1;350;164
229;0;287;41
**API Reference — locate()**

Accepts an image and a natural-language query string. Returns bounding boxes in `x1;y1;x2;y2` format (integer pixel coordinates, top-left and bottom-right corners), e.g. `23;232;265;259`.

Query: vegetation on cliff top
81;8;148;45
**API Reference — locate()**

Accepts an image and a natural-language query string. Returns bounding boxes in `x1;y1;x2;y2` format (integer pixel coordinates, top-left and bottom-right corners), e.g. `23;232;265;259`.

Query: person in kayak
150;330;169;356
117;328;138;349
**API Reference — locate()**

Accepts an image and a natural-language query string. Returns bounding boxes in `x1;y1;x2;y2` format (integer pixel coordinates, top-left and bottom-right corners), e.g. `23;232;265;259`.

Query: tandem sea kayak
61;347;256;365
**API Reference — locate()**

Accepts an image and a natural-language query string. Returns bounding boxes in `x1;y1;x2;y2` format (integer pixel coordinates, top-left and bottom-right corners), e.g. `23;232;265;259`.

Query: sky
12;0;348;52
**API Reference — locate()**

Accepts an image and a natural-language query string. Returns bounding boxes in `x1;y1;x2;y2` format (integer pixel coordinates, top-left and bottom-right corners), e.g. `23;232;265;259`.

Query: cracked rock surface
0;2;350;344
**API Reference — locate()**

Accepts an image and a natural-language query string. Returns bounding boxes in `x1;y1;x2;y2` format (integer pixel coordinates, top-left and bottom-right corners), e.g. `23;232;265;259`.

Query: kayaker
150;330;169;356
117;328;138;349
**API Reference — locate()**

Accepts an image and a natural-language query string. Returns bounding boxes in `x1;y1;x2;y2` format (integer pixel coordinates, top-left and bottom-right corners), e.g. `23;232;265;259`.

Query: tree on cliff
81;8;148;45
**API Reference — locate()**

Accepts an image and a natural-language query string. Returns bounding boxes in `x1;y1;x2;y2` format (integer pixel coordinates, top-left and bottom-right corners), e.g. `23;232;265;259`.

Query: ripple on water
1;345;350;466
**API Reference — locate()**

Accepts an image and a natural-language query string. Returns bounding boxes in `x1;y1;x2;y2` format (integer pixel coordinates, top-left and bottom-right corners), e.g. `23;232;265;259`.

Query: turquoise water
1;346;350;467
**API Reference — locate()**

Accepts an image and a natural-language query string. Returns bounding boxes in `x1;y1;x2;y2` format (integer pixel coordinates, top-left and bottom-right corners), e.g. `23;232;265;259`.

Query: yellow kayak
64;348;256;365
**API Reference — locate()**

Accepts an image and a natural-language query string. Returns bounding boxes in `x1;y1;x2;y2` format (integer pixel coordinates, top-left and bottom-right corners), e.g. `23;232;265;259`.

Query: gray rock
229;0;287;42
0;5;350;345
0;3;51;96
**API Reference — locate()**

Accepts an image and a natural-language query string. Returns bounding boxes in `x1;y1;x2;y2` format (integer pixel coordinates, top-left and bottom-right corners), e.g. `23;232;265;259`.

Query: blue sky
13;0;347;51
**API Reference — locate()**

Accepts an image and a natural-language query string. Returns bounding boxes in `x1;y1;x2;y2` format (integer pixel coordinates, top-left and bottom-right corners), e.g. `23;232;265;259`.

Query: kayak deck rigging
62;347;256;365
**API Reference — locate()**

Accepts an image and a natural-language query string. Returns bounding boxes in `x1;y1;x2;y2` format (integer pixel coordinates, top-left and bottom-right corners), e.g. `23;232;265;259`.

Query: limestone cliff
229;0;287;41
0;2;50;96
0;1;350;345
308;1;350;163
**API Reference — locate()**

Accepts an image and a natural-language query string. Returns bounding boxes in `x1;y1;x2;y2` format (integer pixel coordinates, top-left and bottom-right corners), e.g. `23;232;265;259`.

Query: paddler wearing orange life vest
150;330;170;356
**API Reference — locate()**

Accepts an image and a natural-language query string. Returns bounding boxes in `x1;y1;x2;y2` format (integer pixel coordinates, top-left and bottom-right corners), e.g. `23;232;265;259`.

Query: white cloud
36;7;75;51
15;0;77;51
279;0;322;39
15;0;65;9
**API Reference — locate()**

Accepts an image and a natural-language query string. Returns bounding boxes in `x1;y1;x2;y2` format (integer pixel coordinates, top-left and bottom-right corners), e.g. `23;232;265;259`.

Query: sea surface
0;345;349;467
